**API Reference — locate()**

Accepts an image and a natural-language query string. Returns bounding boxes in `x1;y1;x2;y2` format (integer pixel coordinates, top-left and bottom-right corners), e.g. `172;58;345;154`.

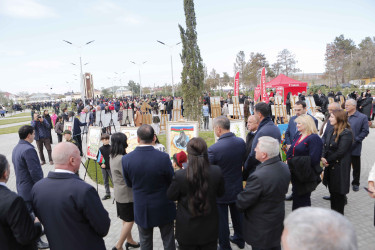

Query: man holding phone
31;113;53;165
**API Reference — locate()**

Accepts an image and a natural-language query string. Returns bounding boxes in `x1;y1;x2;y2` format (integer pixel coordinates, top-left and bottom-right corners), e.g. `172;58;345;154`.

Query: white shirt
0;182;7;188
368;162;375;182
55;169;75;174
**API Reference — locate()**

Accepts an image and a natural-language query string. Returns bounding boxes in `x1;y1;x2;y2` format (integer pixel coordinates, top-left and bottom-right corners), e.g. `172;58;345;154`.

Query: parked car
359;82;375;89
340;83;352;88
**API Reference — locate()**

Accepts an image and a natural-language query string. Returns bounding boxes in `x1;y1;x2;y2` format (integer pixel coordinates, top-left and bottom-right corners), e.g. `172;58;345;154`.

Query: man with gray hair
237;136;290;250
282;207;357;250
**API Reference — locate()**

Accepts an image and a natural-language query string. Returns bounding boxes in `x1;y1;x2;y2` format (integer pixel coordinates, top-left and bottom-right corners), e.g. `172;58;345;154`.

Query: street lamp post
115;72;126;97
157;40;181;97
63;40;94;105
130;61;147;98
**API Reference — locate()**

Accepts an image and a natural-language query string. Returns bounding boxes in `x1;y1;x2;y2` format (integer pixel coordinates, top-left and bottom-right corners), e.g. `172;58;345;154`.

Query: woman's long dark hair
110;132;128;157
331;110;351;143
186;137;210;217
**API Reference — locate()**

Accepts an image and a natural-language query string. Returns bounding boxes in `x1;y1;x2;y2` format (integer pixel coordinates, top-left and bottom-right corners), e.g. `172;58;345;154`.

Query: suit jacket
12;140;43;202
348;111;369;156
0;185;42;250
72;117;87;136
208;132;246;203
322;128;353;195
122;146;176;228
236;157;290;248
167;165;225;245
285;114;318;145
31;172;110;250
111;155;133;203
31;119;50;140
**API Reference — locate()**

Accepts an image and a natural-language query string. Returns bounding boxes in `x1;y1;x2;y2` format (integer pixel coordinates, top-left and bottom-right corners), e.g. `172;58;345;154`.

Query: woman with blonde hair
287;114;323;210
322;110;353;214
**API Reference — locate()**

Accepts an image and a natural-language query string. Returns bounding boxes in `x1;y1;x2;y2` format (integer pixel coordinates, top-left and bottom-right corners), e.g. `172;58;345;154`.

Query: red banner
260;67;269;103
276;86;283;97
254;87;261;102
234;71;239;96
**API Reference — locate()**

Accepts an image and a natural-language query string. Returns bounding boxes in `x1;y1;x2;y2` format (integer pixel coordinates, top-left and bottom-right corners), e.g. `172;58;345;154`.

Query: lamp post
63;40;94;105
157;40;181;97
130;61;147;98
115;72;126;97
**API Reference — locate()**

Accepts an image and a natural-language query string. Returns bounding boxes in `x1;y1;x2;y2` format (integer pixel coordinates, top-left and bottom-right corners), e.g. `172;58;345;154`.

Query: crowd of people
1;88;374;250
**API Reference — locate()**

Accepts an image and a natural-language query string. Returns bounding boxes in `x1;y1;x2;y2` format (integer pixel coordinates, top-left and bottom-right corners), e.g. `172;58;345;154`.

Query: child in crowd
172;151;187;171
98;133;113;200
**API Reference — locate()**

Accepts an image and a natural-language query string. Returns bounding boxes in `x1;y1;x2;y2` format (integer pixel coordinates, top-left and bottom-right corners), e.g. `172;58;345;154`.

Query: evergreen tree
179;0;204;121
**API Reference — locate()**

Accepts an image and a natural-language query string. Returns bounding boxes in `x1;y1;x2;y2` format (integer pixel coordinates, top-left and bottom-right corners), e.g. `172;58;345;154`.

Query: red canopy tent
256;74;307;103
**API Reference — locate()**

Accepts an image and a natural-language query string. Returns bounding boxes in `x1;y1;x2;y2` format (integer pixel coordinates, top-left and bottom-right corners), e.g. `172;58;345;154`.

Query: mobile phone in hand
364;187;374;194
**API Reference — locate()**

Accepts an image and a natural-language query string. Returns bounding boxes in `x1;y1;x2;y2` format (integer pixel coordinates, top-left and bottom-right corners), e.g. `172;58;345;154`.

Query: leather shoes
322;195;331;200
37;238;49;249
125;241;140;249
229;235;245;249
352;185;359;192
102;194;111;200
285;194;293;201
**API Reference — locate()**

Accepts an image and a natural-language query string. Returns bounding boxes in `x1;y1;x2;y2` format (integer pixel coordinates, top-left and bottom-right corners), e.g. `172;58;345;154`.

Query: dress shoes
285;194;293;201
102;194;111;200
352;185;359;192
229;235;245;249
322;195;331;200
125;241;140;249
40;161;46;165
37;238;49;249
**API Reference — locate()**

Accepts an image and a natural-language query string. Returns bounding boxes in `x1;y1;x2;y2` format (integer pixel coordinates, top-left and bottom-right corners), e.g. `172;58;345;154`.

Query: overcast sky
0;0;374;94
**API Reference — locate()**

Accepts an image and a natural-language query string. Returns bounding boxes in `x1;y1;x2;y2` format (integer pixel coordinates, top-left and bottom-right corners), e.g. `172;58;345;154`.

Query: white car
359;82;375;89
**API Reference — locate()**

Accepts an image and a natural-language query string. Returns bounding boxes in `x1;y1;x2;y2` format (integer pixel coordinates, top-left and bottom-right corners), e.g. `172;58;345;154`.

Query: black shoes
322;195;331;200
285;194;293;201
102;194;111;200
37;238;49;249
352;185;359;192
229;235;245;249
125;242;140;249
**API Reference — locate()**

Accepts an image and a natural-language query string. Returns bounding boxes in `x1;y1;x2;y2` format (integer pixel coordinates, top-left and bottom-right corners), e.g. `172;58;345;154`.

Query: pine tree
179;0;204;121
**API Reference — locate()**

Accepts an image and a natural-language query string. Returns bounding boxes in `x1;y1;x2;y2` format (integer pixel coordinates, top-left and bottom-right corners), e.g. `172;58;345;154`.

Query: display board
305;96;316;115
210;96;221;118
166;121;199;157
86;126;102;159
120;127;139;153
214;119;246;142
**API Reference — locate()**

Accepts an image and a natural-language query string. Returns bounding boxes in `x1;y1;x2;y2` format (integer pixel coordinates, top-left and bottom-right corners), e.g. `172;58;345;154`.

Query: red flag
234;71;240;96
260;67;269;103
254;86;261;102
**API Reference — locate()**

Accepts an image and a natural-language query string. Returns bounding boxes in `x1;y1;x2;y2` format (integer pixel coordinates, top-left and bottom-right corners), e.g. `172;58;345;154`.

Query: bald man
31;142;110;250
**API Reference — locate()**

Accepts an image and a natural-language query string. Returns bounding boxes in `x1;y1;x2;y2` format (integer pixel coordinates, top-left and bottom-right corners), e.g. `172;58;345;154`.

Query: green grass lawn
0;117;30;126
85;131;216;185
8;112;31;118
0;125;24;135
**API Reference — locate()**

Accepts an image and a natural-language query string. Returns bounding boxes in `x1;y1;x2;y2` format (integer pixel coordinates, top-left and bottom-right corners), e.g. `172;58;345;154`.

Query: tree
101;88;110;97
325;34;356;85
246;52;274;87
351;36;375;80
276;49;300;76
222;72;230;83
233;51;248;86
127;80;140;96
179;0;204;121
205;68;220;91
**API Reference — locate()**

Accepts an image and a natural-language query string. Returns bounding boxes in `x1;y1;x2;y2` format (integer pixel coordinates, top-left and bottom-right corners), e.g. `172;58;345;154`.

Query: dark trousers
179;241;217;250
73;135;83;156
137;222;175;250
330;192;345;215
203;116;209;130
57;134;62;143
351;155;361;186
217;203;244;250
252;246;281;250
292;184;311;211
101;168;112;195
36;138;52;162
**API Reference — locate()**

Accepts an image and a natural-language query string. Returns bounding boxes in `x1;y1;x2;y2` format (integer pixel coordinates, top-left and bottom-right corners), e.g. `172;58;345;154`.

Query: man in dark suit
0;154;42;250
208;116;246;250
68;111;87;156
237;136;290;250
243;115;260;180
244;102;281;178
12;125;48;249
284;101;318;201
123;124;176;250
31;142;110;250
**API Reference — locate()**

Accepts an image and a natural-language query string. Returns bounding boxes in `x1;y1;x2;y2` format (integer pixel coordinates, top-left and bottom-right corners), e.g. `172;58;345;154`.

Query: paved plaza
1;119;375;249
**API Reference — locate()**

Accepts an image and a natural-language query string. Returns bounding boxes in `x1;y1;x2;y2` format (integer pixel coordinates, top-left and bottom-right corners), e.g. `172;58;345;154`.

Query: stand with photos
210;96;221;119
141;102;152;125
289;95;299;117
172;99;182;121
160;113;168;132
232;96;241;119
84;126;113;192
120;127;139;153
166;121;199;157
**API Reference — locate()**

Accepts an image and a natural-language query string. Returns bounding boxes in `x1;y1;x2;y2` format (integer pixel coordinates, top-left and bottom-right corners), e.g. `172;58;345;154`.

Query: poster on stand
86;126;102;160
120;127;139;153
166;121;199;157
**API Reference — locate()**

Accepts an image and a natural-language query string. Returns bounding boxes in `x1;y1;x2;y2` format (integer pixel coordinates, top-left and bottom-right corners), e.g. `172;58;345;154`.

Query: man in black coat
237;136;290;250
31;142;110;250
208;116;246;250
243;115;259;180
0;154;42;250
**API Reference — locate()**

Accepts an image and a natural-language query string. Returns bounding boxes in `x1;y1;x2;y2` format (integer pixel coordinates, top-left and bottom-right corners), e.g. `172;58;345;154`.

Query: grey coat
110;155;133;203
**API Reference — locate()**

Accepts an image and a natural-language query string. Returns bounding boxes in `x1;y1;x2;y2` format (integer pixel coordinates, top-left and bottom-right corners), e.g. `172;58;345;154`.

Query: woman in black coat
358;93;372;121
167;137;225;250
322;109;353;215
42;110;53;144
